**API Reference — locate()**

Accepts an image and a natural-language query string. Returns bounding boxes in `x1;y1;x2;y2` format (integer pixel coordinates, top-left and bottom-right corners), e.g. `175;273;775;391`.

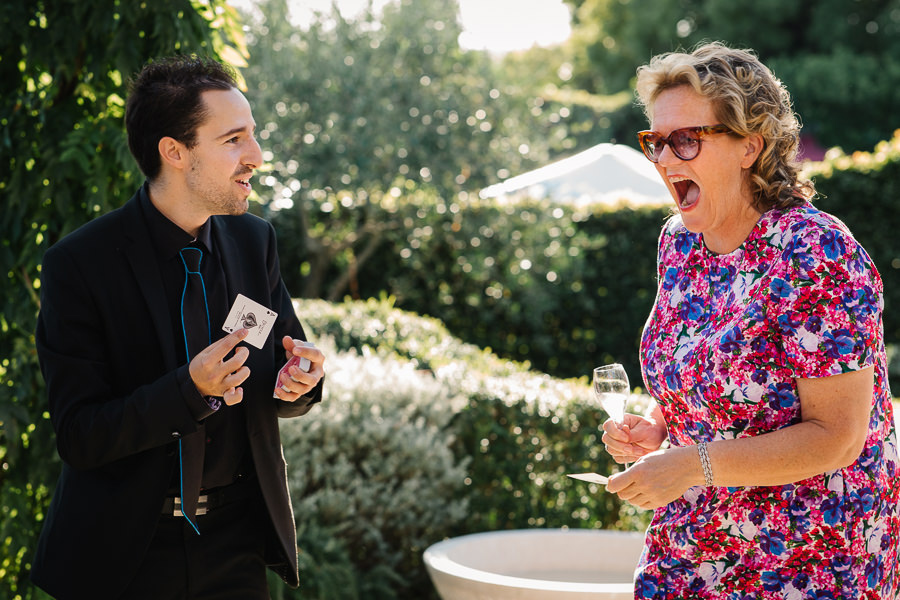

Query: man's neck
146;180;206;238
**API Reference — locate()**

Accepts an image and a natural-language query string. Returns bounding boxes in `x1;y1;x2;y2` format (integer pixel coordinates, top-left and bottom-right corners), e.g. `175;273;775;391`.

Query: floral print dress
637;203;899;598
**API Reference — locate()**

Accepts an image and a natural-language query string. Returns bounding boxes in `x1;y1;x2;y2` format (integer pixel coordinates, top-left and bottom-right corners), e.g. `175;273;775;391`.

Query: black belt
161;474;257;517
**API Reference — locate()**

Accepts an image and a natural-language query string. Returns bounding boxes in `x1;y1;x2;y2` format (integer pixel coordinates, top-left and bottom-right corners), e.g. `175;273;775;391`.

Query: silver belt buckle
173;494;209;516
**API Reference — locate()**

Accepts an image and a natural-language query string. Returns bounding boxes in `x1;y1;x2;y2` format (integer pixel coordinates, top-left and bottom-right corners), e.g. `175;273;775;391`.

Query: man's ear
158;136;189;171
741;133;764;169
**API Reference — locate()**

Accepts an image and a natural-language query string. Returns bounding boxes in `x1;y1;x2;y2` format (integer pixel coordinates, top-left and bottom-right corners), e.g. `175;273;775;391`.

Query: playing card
566;473;609;485
273;353;312;398
222;293;277;349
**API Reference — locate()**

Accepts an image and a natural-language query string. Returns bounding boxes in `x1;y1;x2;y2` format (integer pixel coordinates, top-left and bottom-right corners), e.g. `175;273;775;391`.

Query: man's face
185;88;263;216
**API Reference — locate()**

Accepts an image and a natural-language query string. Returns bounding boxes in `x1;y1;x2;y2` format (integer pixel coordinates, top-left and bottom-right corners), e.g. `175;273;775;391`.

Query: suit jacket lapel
211;216;247;305
120;189;178;372
211;216;275;436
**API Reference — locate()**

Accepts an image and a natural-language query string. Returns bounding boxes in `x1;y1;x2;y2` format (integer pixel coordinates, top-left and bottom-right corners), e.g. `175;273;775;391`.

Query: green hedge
276;337;469;599
273;131;900;391
276;298;650;599
273;191;668;386
803;132;900;347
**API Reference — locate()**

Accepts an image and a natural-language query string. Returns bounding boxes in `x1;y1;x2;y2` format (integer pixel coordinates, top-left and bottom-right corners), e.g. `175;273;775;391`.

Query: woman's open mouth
670;176;700;210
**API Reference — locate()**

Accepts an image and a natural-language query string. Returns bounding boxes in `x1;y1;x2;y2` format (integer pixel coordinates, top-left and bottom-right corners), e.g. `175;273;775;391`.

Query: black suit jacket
31;186;321;598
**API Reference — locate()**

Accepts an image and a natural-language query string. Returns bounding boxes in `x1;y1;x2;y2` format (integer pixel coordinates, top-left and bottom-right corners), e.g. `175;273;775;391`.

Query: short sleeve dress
637;203;899;598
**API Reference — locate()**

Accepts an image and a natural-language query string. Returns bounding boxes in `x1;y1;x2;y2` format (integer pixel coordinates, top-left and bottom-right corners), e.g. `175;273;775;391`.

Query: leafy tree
243;0;542;196
564;0;900;151
0;2;245;597
239;0;575;300
496;44;641;151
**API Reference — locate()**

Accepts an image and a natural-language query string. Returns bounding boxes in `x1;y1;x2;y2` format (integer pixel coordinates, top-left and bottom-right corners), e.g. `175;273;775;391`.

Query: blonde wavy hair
635;42;813;211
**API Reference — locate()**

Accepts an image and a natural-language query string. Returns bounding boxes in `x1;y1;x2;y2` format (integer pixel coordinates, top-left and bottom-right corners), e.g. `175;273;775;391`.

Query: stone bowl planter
424;528;645;599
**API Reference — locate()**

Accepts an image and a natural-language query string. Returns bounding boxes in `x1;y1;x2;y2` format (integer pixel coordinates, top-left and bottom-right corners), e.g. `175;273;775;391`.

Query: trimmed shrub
447;365;651;536
280;298;651;597
279;339;469;599
803;131;900;348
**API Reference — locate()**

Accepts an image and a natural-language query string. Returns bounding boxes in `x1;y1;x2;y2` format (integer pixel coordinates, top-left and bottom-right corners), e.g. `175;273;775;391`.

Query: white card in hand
222;293;277;349
567;473;609;485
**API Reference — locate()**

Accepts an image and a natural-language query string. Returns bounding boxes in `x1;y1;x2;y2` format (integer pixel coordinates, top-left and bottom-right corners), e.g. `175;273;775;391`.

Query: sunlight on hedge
272;297;654;597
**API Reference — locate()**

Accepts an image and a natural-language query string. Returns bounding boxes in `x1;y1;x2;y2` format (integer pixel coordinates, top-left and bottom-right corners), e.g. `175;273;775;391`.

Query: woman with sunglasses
602;42;898;597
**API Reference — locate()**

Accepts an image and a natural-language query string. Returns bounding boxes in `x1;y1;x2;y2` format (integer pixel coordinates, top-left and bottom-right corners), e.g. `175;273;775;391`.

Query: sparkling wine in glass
593;363;630;424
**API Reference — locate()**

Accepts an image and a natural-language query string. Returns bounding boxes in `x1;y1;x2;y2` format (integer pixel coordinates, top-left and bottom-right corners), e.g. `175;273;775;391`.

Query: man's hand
189;329;251;405
274;336;325;402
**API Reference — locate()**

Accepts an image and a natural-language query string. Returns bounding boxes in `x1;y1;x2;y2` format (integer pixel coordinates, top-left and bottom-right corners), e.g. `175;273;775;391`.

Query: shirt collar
139;183;214;259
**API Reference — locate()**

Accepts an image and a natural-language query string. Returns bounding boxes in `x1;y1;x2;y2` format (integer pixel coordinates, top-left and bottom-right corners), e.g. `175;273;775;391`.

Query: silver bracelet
698;442;714;487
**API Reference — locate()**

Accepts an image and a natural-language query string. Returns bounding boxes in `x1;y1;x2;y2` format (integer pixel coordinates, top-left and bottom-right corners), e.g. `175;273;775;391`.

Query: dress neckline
698;208;777;264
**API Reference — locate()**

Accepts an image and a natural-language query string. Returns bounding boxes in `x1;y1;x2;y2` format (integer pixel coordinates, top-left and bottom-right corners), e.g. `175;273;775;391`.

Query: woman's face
650;85;762;254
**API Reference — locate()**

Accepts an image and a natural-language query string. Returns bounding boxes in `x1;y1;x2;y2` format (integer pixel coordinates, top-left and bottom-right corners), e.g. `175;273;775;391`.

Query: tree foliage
0;2;245;597
239;0;563;300
564;0;900;151
242;0;544;197
239;0;643;300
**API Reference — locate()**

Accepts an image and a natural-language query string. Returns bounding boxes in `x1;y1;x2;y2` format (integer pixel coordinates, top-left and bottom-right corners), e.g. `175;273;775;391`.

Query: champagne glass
593;363;630;425
594;363;631;469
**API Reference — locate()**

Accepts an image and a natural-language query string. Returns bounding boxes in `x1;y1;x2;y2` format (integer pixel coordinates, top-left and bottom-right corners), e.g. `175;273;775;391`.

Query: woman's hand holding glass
603;403;681;511
601;410;668;465
593;364;667;465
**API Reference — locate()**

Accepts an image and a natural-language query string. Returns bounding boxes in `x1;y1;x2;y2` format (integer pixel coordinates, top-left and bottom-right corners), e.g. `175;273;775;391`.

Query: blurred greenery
3;0;900;598
271;182;666;381
276;297;650;598
239;0;640;299
0;1;246;598
560;0;900;152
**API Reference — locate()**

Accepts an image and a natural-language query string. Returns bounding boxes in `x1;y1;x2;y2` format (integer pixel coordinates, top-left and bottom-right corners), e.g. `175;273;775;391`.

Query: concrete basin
424;528;644;599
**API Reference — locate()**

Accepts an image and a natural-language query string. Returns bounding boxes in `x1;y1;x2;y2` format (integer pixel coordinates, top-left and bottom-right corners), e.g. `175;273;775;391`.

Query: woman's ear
158;136;188;171
741;133;764;169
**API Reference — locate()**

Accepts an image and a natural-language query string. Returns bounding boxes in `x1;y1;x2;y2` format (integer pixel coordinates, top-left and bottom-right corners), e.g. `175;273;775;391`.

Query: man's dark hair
125;55;238;180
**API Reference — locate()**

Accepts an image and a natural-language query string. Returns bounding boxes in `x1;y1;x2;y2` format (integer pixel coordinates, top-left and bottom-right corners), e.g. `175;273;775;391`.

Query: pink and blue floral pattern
638;204;899;598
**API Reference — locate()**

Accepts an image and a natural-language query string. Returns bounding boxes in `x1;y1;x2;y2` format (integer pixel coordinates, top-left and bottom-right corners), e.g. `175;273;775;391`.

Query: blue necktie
179;247;211;360
178;245;210;534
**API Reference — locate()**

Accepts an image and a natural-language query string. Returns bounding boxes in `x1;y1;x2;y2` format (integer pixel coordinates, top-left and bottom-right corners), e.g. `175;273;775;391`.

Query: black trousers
118;484;270;600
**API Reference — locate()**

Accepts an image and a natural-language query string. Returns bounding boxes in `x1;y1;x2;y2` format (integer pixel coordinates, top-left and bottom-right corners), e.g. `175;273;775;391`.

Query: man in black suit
30;55;325;599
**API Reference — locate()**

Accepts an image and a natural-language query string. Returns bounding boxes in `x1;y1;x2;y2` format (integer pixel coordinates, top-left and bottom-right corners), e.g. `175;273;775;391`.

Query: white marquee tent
479;143;671;207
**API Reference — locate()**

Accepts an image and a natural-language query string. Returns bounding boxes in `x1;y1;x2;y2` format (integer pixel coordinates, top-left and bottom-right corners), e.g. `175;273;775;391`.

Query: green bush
447;365;651;536
274;189;669;384
287;295;527;375
275;131;900;393
282;298;650;599
803;131;900;350
277;338;469;599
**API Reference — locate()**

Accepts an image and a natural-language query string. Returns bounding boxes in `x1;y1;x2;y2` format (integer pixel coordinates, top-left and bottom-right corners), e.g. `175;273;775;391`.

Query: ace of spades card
222;294;277;349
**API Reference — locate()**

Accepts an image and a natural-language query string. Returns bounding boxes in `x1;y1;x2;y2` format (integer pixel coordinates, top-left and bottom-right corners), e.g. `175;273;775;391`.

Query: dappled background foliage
272;188;666;381
3;0;900;598
560;0;900;152
243;0;540;197
0;1;246;597
277;298;649;598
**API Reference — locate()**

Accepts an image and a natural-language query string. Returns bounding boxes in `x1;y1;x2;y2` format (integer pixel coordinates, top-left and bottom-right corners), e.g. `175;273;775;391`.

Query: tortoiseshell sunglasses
637;124;733;163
